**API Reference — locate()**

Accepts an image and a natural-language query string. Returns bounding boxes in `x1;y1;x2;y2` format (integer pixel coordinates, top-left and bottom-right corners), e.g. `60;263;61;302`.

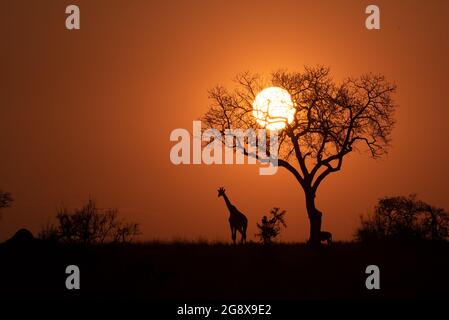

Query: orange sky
1;0;449;242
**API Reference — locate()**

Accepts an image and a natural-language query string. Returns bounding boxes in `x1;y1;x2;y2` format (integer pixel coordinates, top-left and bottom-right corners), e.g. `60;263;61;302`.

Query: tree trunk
305;189;322;246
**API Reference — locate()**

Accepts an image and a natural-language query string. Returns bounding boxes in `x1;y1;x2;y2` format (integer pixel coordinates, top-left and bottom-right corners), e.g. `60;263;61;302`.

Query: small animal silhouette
218;187;248;244
320;231;332;245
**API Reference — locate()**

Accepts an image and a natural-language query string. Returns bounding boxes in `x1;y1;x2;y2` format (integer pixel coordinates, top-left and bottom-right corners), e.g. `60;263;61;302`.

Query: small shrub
255;207;287;245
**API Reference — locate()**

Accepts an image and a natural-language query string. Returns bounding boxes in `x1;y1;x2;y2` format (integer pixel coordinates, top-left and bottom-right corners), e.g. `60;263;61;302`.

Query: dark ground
0;240;448;301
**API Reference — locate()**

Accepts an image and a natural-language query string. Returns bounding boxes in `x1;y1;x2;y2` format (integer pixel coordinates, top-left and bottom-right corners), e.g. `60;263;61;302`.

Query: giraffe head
217;187;226;197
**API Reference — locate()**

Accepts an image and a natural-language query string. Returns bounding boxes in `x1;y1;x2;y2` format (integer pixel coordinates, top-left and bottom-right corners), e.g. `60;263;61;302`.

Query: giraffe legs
230;222;248;245
240;226;247;244
230;224;237;245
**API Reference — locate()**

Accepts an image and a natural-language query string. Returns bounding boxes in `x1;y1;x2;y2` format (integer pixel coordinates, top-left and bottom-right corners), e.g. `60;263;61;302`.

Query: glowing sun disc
252;87;295;131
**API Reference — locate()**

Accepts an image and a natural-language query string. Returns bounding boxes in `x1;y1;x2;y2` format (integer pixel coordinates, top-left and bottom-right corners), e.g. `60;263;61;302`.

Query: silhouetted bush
355;194;449;242
255;207;287;245
38;199;140;244
0;190;13;211
0;191;13;234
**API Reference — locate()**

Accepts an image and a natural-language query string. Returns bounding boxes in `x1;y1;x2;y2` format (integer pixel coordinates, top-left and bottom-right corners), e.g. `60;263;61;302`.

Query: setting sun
252;87;295;131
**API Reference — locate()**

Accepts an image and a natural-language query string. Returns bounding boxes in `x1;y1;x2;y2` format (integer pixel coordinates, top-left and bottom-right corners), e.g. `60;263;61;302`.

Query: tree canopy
203;67;396;190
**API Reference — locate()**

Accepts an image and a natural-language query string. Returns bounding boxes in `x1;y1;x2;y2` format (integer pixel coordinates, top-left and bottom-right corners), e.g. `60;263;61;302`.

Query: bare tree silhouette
39;198;141;244
0;190;13;240
0;190;13;224
202;66;396;245
0;190;13;211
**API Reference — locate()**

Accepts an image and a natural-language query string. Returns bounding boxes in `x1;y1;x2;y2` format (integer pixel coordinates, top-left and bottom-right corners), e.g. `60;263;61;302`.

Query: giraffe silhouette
218;187;248;244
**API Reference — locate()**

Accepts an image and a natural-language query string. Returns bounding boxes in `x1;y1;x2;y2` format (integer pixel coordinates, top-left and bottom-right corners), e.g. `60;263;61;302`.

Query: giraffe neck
222;194;234;215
